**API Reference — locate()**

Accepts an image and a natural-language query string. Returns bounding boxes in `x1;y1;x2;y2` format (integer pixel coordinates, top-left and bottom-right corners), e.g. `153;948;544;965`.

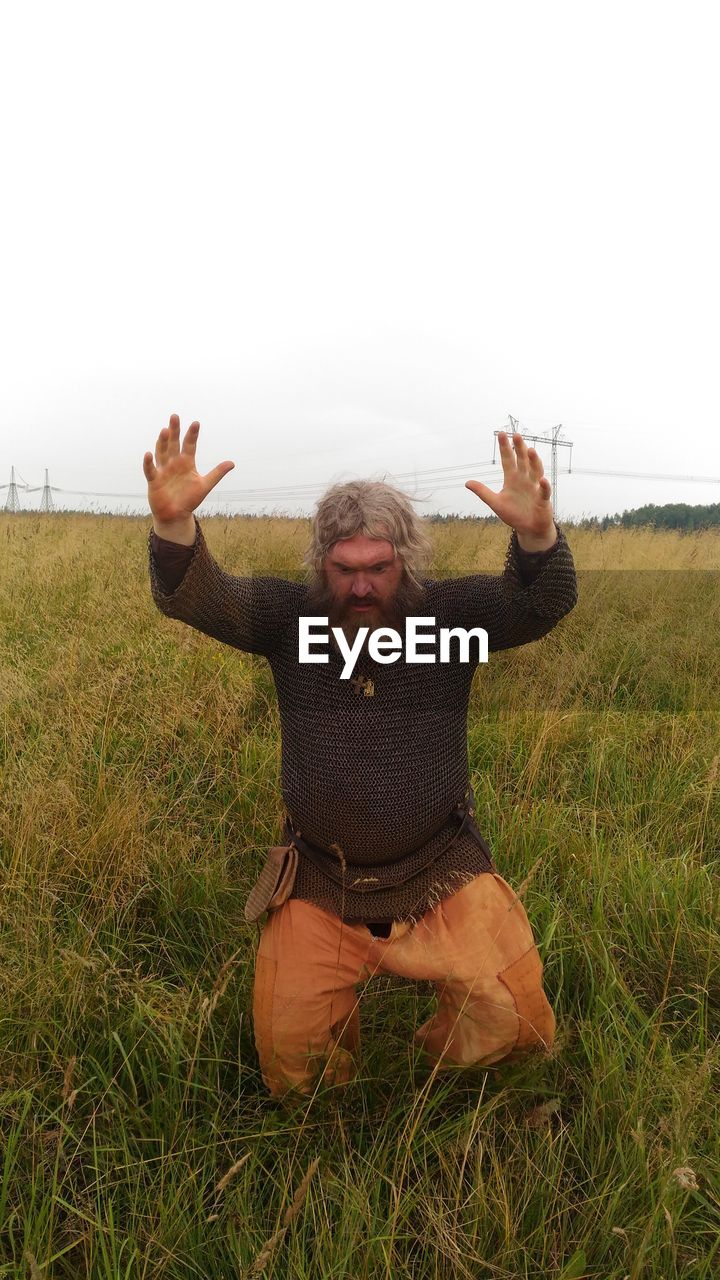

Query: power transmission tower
4;467;20;513
493;417;573;518
39;469;55;512
549;423;561;500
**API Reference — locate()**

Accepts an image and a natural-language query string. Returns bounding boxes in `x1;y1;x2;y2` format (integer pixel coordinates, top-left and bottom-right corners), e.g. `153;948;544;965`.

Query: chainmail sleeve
147;517;301;658
431;522;578;651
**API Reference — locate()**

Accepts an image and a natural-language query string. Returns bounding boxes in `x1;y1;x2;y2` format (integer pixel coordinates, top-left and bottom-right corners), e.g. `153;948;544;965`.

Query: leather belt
284;786;493;894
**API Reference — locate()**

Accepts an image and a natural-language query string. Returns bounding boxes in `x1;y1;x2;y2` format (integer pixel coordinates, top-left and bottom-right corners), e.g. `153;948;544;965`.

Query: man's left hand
465;431;557;552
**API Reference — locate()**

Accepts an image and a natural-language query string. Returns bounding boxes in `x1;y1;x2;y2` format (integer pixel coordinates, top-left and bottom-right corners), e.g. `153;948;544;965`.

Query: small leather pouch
244;844;299;923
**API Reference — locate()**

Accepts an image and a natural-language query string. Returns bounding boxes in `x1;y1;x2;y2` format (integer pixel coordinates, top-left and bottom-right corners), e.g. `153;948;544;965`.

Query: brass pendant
350;674;375;697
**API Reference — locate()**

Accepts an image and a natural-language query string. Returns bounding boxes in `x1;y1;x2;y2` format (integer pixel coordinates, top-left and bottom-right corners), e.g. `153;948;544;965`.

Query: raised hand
465;431;556;551
143;415;235;540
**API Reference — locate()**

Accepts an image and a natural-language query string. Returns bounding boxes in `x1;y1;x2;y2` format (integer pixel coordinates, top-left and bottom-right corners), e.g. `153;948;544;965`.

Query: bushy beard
306;570;426;661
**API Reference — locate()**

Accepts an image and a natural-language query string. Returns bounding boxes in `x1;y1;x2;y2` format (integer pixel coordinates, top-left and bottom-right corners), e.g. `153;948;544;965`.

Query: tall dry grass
0;511;718;1278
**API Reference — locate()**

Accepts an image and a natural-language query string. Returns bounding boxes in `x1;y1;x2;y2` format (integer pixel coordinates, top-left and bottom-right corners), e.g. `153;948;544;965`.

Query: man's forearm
488;522;577;648
152;514;196;546
515;520;558;553
147;520;292;659
151;527;197;593
513;525;561;587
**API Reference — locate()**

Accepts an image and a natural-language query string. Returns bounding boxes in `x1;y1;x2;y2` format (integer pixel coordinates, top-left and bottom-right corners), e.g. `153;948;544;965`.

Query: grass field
1;512;719;1278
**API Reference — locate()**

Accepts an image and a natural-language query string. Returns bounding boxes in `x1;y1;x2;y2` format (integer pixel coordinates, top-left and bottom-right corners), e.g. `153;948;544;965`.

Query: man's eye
373;567;386;574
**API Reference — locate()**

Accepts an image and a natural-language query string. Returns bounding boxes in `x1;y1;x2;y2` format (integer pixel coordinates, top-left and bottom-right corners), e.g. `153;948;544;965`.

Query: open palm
465;431;554;541
143;415;235;525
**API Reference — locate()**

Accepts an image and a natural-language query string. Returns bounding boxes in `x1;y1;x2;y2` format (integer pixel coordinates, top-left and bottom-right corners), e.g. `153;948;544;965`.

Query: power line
569;466;720;483
6;464;720;502
3;447;720;512
7;460;503;502
425;467;720;496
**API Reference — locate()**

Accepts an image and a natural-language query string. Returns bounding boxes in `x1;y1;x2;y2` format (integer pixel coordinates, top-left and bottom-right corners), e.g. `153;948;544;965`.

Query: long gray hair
303;479;434;588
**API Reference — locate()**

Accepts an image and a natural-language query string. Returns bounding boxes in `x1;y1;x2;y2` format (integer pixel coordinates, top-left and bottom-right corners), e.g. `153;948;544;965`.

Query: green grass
0;512;718;1277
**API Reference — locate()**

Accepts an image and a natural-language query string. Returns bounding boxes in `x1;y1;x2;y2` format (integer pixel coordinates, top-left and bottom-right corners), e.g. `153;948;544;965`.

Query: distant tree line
576;502;720;531
426;512;498;524
426;502;720;530
123;503;719;531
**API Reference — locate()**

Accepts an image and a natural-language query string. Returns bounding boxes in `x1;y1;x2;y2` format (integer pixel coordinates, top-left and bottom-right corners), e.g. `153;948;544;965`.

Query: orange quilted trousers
252;871;555;1098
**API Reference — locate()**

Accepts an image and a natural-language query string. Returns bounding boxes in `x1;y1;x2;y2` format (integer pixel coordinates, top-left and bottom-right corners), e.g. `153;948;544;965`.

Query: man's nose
351;575;373;597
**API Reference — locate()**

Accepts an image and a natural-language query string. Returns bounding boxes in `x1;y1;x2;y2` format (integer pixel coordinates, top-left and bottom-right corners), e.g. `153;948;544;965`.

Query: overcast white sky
2;0;718;522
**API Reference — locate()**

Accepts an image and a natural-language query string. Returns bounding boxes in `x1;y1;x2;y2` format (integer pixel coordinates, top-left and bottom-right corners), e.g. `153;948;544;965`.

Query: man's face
324;534;404;630
307;532;424;651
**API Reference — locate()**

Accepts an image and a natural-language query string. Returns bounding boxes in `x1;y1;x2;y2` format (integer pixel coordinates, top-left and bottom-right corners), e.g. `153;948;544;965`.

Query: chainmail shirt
148;519;577;924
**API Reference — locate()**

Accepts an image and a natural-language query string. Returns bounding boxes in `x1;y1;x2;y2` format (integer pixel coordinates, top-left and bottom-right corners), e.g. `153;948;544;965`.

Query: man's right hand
143;414;235;545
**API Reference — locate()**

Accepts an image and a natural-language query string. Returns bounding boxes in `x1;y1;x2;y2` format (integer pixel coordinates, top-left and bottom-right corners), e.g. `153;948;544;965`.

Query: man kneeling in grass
145;415;577;1099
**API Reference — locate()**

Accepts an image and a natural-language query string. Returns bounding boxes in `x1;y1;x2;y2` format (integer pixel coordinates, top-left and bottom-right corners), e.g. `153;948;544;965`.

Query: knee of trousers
261;1044;359;1099
453;944;556;1065
252;953;360;1098
260;1009;361;1099
415;945;556;1070
497;942;556;1057
451;874;557;1062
